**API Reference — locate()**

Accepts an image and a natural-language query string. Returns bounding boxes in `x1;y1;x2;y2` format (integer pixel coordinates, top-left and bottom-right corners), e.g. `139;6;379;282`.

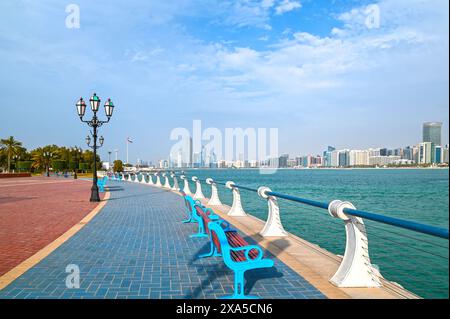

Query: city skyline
0;0;448;162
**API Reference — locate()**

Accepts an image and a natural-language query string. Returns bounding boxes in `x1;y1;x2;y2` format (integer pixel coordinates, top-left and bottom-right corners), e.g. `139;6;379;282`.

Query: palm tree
31;147;53;174
0;136;23;173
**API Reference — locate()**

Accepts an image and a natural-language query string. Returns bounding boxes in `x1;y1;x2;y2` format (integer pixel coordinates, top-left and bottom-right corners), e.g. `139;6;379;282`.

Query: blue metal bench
182;195;201;224
190;204;219;238
97;176;108;192
208;222;274;299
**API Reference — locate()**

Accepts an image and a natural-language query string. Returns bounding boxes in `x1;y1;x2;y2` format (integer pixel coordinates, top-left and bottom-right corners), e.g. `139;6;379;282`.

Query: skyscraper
418;142;435;164
423;122;442;146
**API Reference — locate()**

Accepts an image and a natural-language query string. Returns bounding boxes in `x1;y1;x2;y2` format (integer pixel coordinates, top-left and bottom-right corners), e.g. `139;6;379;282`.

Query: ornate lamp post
43;151;53;177
76;93;115;202
71;147;82;179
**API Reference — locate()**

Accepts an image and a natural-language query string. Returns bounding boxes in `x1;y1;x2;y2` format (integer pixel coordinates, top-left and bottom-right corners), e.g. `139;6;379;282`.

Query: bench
190;204;220;238
208;221;274;299
97;176;108;192
182;195;201;224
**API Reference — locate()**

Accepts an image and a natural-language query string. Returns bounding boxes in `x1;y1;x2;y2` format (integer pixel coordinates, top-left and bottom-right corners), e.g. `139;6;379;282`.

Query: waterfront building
369;156;401;166
403;146;413;161
423;122;442;146
442;145;449;163
338;150;350;167
287;158;297;168
435;145;443;164
412;146;419;163
322;146;336;167
249;160;259;168
418;142;436;164
330;150;339;167
349;150;370;166
380;148;388;156
279;154;289;168
368;148;381;157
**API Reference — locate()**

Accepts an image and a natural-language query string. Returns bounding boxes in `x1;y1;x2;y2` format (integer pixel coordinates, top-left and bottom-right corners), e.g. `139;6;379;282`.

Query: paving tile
0;181;325;299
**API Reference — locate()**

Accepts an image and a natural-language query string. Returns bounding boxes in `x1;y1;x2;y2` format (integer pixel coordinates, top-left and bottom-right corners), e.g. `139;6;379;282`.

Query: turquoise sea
182;168;449;299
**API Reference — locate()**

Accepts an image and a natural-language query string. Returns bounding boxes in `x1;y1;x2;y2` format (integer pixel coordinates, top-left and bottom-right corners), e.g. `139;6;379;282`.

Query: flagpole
126;139;129;164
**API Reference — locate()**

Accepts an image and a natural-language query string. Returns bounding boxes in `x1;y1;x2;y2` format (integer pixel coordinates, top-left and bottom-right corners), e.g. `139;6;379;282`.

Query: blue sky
0;0;448;163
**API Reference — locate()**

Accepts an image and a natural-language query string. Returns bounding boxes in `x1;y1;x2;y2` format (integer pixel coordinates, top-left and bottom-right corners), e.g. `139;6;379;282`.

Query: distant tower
423;122;442;146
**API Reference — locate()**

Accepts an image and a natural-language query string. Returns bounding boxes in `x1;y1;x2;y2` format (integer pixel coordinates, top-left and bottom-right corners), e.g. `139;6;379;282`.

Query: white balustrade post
206;178;222;206
327;200;382;288
162;173;171;189
134;173;140;183
141;173;148;184
180;175;192;195
127;174;131;182
258;187;288;237
192;176;205;199
226;181;247;216
171;174;180;191
155;173;162;187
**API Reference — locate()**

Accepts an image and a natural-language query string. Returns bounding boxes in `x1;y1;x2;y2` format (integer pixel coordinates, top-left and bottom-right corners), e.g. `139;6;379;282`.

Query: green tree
79;162;90;172
17;161;33;172
52;160;67;172
0;136;23;173
31;146;54;173
113;160;124;172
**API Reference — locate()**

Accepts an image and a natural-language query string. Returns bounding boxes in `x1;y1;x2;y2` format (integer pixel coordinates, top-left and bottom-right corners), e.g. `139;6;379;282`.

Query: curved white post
180;175;192;195
206;178;222;206
155;173;162;187
192;176;205;199
134;174;140;183
258;187;288;237
327;200;382;288
163;173;171;189
127;174;131;182
141;173;148;184
226;181;247;216
171;174;180;191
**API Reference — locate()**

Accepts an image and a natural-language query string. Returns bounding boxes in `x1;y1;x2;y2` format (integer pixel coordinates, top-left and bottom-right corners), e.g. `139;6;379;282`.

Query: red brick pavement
0;177;105;276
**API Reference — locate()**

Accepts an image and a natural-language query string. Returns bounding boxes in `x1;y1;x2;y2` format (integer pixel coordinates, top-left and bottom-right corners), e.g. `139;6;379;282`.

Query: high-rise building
330;150;339;167
279;154;289;168
338;150;350;167
435;145;443;164
349;150;369;166
423;122;442;146
323;146;336;167
418;142;435;164
369;156;401;166
443;145;449;163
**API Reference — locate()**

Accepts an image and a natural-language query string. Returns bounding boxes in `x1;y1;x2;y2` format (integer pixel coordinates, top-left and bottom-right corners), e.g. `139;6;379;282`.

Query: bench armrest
194;200;204;208
230;245;264;261
210;219;232;231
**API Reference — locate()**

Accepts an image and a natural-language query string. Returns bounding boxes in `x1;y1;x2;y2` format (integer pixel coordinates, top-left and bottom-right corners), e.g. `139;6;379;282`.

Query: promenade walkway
0;181;324;299
0;177;102;276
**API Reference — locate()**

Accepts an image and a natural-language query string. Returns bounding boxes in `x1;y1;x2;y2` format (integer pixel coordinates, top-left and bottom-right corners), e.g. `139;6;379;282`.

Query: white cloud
275;0;301;15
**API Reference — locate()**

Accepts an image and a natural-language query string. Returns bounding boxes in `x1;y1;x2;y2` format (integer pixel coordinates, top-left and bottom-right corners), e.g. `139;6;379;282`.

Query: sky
0;0;448;164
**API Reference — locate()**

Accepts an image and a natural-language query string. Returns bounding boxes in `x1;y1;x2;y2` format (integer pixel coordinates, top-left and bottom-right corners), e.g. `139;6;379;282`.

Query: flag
127;137;133;143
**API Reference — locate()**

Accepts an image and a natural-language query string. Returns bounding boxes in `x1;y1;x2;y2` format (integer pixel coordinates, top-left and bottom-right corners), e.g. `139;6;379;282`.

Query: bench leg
199;241;221;258
222;270;259;299
190;223;207;238
182;216;194;223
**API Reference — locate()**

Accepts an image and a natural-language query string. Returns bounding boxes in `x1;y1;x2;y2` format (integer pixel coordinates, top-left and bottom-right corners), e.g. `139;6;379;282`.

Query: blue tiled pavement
0;181;325;299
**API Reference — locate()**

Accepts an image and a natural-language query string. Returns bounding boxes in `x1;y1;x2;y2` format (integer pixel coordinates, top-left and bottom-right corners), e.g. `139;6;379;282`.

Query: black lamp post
44;151;53;177
71;147;82;179
76;93;115;202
